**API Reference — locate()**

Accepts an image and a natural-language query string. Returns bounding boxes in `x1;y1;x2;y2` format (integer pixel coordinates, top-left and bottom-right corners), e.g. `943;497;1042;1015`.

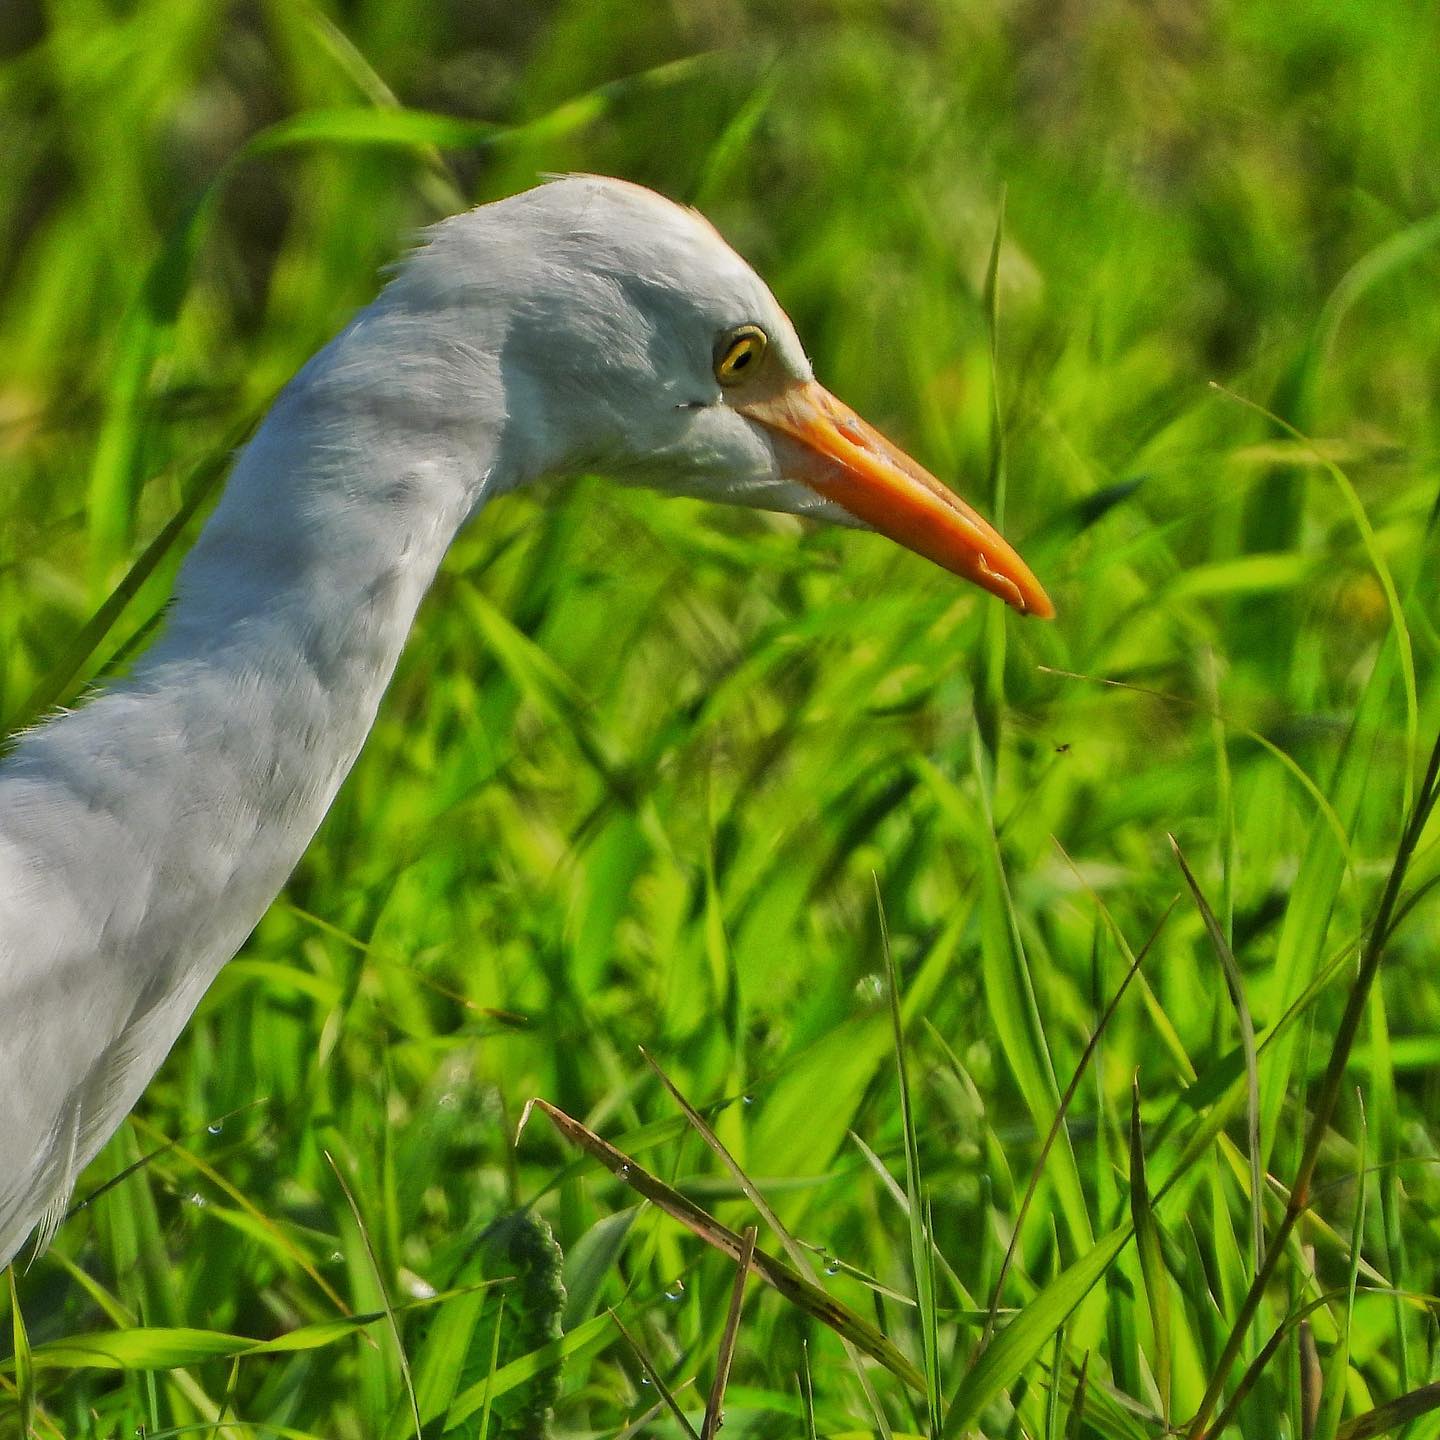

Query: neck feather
0;305;506;1264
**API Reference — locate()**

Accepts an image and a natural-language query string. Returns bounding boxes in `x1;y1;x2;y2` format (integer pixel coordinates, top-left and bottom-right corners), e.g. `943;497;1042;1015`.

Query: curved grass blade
875;882;941;1435
519;1097;925;1392
609;1309;700;1440
444;1311;614;1429
6;1289;491;1374
942;1224;1131;1437
8;1267;34;1438
325;1149;421;1440
1314;1098;1367;1440
1129;1077;1171;1425
1170;836;1262;1276
702;1225;757;1440
1335;1381;1440;1440
981;899;1173;1345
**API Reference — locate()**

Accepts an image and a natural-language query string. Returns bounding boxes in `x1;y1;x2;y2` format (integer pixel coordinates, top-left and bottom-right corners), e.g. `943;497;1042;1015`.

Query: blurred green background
1;1;1438;1436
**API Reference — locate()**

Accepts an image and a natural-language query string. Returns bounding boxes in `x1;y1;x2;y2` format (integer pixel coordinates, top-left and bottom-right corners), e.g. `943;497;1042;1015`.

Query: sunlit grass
2;1;1439;1436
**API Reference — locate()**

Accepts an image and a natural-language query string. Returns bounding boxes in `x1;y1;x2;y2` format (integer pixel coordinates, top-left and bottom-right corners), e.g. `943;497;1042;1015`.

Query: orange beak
737;379;1054;619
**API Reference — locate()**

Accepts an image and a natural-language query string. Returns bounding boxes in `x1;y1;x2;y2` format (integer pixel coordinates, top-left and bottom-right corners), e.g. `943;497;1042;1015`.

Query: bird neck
0;303;513;1264
137;306;511;880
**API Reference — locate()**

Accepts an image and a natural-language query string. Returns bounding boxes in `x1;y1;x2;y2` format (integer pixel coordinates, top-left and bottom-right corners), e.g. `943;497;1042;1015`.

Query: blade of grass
610;1308;701;1440
325;1150;421;1440
875;879;942;1436
981;899;1175;1344
1129;1076;1171;1425
634;1047;901;1439
4;1289;490;1375
4;419;254;737
1065;1352;1090;1440
1188;730;1440;1437
969;727;1095;1258
444;1311;614;1428
702;1224;756;1440
943;1223;1132;1437
1313;1096;1367;1440
1171;836;1263;1277
1335;1381;1440;1440
1210;384;1418;801
475;1298;505;1440
518;1097;925;1391
801;1345;817;1440
8;1267;34;1439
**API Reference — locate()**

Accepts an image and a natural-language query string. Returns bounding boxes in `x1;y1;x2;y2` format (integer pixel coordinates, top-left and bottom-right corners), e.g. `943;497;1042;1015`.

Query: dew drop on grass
206;1121;223;1136
741;1093;755;1106
186;1191;206;1208
823;1255;840;1275
853;972;885;1005
664;1278;685;1301
618;1163;630;1178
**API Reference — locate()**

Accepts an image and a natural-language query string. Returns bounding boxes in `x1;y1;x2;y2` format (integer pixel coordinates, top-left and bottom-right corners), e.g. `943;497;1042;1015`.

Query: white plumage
0;176;1049;1269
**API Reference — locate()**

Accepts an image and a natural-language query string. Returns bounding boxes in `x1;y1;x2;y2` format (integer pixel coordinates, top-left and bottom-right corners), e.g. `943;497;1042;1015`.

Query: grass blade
1314;1097;1367;1440
702;1224;756;1440
325;1150;421;1440
8;1267;34;1439
519;1097;925;1391
610;1308;701;1440
1171;836;1263;1276
943;1224;1132;1437
1128;1077;1171;1424
1335;1381;1440;1440
876;880;942;1435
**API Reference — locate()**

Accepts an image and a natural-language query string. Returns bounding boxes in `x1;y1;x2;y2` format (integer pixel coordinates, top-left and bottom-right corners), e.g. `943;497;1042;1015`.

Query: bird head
402;176;1053;618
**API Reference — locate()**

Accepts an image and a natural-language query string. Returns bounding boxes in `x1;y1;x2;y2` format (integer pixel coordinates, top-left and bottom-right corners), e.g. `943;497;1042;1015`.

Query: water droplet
186;1191;207;1208
823;1255;840;1276
741;1093;755;1106
640;1375;652;1386
664;1278;685;1301
206;1121;224;1136
618;1163;631;1178
853;972;885;1004
438;1091;459;1111
329;1249;344;1265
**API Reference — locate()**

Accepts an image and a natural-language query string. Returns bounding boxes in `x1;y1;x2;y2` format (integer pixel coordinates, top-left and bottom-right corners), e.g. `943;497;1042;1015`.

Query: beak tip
1021;589;1057;621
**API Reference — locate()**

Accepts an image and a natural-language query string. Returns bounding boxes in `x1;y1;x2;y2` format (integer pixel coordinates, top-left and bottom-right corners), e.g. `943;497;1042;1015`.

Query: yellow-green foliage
1;2;1438;1436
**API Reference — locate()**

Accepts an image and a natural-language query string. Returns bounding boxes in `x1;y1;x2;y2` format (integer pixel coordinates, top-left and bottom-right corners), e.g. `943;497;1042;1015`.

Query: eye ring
714;324;768;386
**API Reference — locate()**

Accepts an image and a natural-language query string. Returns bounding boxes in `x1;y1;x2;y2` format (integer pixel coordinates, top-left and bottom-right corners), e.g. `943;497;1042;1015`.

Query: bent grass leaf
1129;1077;1171;1424
1336;1381;1440;1440
519;1097;925;1392
943;1224;1132;1437
703;1225;757;1440
1314;1101;1368;1440
1171;837;1262;1277
610;1308;701;1440
444;1311;614;1429
6;1285;495;1374
877;883;942;1434
962;736;1096;1260
8;1268;34;1439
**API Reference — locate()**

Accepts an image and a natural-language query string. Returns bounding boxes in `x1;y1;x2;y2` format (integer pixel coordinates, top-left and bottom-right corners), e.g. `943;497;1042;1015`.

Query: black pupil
731;345;751;369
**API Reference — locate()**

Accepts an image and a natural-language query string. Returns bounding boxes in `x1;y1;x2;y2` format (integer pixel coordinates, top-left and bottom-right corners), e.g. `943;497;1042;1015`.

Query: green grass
3;1;1440;1435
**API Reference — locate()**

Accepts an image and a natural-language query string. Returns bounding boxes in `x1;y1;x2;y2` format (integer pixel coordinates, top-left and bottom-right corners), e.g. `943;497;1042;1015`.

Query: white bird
0;175;1051;1270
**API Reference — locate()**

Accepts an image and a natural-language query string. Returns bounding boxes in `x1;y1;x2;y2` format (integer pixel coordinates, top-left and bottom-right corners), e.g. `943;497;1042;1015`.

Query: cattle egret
0;176;1051;1269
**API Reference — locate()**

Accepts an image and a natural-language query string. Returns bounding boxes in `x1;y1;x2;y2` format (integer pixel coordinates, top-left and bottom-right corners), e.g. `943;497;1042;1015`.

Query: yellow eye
714;324;768;386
